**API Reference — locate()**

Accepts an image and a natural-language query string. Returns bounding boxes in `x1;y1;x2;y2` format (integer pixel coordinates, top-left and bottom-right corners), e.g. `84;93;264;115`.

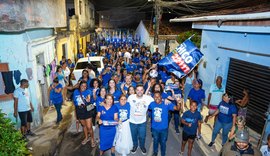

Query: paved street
57;113;202;156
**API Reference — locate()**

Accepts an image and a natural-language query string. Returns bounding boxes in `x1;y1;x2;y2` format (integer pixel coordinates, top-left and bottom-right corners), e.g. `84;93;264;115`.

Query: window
75;61;101;70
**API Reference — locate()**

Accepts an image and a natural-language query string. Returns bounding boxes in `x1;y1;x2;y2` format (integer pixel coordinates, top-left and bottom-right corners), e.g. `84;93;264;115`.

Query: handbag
79;92;95;111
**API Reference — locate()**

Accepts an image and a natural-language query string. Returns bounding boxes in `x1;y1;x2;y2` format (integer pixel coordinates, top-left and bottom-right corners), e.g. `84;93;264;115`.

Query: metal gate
226;58;270;134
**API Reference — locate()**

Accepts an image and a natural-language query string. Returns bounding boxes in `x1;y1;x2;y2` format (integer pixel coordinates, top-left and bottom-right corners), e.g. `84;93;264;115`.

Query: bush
0;109;29;156
176;30;201;48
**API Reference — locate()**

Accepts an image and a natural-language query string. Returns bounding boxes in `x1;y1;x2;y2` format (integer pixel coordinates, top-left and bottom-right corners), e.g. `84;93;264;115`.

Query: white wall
197;29;270;103
135;21;150;46
0;29;55;128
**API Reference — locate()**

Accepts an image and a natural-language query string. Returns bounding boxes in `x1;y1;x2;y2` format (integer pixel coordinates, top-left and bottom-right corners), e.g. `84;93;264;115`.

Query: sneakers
131;146;137;154
26;130;36;136
176;129;180;135
208;142;215;147
197;134;202;139
141;147;147;155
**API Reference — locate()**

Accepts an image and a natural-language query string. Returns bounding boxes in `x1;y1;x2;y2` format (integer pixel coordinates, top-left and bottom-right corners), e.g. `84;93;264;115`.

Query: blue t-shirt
110;89;122;103
98;104;118;126
73;89;91;106
96;96;105;111
182;110;202;135
148;101;175;130
159;71;171;83
188;88;205;105
89;88;100;103
78;77;91;89
101;71;113;86
217;101;237;123
122;82;136;94
50;83;63;104
115;102;130;122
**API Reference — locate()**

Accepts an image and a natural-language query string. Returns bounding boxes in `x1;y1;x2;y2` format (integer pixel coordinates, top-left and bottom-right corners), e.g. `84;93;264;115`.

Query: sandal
81;137;91;145
91;140;96;148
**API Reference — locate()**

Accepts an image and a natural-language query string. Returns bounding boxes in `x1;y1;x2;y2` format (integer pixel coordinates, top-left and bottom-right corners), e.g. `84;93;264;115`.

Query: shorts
75;106;96;120
208;105;218;115
18;110;33;127
182;131;196;141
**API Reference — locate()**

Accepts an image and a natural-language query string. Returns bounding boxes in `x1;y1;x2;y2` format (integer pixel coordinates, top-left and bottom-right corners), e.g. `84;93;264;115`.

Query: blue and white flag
158;39;203;78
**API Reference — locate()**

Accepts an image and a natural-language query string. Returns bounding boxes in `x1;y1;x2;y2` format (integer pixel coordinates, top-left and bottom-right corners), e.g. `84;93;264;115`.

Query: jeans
168;111;180;131
54;103;62;122
211;119;232;145
130;122;146;148
152;128;168;156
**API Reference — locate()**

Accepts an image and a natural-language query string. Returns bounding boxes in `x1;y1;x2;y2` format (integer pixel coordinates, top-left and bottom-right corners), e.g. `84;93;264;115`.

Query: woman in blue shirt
96;94;118;156
208;92;237;146
108;79;122;103
89;78;101;103
114;95;133;156
49;78;63;124
95;87;106;111
73;81;96;147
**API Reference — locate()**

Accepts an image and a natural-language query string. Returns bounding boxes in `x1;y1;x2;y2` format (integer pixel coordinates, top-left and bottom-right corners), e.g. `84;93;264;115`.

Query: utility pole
154;0;162;45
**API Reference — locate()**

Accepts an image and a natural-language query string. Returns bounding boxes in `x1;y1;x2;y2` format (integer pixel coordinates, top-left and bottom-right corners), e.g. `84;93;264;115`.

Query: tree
0;109;29;156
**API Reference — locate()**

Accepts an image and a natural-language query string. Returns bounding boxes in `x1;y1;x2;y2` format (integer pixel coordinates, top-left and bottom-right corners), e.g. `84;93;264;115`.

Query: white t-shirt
13;87;31;112
209;84;225;106
63;67;70;77
128;94;154;124
165;79;174;85
260;145;270;156
124;52;131;59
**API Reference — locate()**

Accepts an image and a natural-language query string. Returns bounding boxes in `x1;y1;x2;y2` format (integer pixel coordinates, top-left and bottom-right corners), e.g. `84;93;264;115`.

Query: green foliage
176;30;201;48
0;109;29;156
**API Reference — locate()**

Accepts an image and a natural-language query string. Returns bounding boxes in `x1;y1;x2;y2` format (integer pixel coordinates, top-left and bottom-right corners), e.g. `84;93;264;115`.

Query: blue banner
158;39;203;78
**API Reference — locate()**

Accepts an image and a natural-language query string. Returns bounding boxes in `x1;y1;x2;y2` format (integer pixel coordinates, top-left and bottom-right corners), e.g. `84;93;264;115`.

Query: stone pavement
27;101;74;156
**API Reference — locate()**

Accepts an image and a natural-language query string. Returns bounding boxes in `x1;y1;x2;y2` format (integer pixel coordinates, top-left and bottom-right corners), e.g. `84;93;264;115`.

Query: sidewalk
27;101;74;156
193;106;261;156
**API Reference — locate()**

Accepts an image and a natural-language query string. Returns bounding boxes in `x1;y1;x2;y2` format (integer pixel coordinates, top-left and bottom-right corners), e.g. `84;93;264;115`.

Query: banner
158;39;203;78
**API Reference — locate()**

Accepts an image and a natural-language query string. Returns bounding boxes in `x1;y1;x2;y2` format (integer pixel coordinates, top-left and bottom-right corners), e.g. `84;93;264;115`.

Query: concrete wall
0;0;66;32
193;25;270;102
0;29;55;128
74;0;95;29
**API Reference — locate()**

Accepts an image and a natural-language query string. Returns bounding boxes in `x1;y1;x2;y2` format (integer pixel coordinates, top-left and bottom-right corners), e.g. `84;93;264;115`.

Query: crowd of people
14;40;268;156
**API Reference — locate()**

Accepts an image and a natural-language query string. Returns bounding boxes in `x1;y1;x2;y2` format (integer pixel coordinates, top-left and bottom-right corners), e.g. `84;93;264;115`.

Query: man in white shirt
13;79;34;139
204;76;225;123
128;84;154;155
260;134;270;156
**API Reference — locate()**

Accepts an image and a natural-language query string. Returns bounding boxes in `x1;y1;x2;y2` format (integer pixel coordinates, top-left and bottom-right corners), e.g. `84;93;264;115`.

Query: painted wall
0;29;55;128
0;0;66;32
197;29;270;98
74;0;95;30
135;21;151;46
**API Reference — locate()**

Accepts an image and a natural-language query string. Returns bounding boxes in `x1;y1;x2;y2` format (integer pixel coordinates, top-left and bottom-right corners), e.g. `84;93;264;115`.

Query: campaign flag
158;39;203;78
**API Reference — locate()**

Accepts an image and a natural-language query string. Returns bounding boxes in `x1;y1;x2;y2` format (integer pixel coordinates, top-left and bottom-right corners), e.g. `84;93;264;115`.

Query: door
226;58;270;134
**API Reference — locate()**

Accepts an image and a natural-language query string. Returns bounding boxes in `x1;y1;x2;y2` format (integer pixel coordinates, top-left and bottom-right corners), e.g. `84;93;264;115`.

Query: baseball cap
235;129;249;143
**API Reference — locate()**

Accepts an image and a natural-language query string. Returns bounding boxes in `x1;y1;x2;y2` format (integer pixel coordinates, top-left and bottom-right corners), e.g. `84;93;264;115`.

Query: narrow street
58;114;202;156
0;1;269;156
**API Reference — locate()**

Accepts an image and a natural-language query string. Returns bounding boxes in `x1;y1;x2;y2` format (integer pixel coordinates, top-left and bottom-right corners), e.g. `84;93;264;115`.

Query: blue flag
158;39;203;78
